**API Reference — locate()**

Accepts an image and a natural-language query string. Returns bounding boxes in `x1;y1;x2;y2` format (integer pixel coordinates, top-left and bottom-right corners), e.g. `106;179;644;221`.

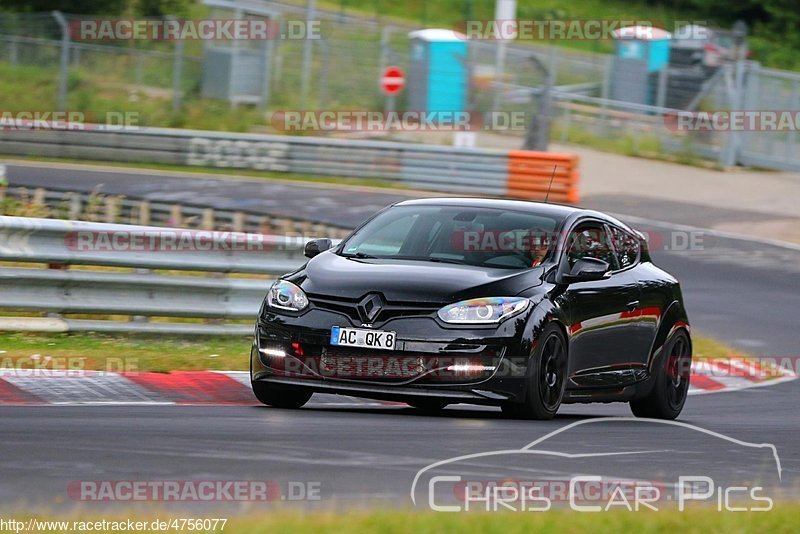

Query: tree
135;0;190;17
1;0;128;14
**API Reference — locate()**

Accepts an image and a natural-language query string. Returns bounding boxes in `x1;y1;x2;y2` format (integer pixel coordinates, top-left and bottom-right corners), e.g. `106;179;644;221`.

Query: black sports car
250;198;692;420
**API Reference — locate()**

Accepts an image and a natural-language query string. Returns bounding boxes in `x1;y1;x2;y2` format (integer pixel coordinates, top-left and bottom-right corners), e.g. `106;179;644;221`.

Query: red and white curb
0;362;795;406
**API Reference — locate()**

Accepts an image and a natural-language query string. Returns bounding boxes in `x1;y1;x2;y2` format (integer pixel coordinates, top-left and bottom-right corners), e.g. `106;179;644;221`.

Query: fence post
9;36;18;65
202;208;215;230
720;62;745;167
317;40;330;109
656;68;668;109
170;17;185;115
51;11;71;111
260;23;275;110
523;53;553;151
788;80;799;160
301;0;317;103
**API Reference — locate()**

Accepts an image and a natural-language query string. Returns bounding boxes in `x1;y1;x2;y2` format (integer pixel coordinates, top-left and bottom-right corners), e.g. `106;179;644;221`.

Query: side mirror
304;238;333;259
561;257;610;284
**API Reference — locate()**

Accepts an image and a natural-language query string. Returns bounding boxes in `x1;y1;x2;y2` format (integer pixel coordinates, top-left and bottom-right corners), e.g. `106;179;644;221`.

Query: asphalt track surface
1;161;799;511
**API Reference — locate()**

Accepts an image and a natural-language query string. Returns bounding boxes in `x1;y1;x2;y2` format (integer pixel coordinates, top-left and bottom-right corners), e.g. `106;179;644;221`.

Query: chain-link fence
0;10;798;171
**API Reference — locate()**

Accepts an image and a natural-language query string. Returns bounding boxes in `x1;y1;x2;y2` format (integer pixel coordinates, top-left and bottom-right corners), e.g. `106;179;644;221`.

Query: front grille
321;347;425;379
308;294;441;323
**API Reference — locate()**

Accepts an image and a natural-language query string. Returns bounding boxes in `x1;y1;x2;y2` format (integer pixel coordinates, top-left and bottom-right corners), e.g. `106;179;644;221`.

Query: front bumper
250;307;531;404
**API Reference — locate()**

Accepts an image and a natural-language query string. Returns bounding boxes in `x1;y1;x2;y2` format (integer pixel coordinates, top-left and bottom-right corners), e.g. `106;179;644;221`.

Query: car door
560;220;645;387
607;223;660;366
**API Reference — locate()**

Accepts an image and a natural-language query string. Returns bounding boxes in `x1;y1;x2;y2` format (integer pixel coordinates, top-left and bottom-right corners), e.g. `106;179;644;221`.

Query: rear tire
406;400;448;413
251;381;312;409
630;330;691;420
502;324;567;420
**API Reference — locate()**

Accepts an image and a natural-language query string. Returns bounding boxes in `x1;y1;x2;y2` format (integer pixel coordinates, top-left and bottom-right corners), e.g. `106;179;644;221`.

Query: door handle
626;301;640;311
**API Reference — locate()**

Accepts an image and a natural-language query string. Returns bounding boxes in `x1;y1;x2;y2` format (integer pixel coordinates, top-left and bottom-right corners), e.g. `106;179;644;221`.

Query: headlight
437;297;530;324
266;280;309;312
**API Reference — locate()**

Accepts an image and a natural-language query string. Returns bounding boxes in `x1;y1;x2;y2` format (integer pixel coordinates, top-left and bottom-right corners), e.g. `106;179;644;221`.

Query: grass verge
1;506;796;533
0;331;756;373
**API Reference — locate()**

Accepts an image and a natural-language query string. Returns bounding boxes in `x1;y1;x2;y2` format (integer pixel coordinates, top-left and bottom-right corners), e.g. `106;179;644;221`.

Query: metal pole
301;0;317;103
523;53;552;151
656;67;668;109
170;17;184;115
538;51;555;151
491;0;516;111
318;41;330;109
720;20;748;167
261;26;275;110
52;11;70;111
380;25;393;115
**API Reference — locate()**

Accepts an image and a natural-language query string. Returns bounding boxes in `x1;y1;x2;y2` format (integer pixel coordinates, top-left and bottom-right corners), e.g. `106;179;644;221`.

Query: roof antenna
544;165;557;203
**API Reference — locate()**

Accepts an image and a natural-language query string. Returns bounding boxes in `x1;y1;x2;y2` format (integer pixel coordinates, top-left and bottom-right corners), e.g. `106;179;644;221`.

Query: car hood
296;252;544;303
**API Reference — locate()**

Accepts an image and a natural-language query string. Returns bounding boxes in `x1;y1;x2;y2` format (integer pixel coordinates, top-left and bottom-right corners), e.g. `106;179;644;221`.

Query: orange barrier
506;150;580;204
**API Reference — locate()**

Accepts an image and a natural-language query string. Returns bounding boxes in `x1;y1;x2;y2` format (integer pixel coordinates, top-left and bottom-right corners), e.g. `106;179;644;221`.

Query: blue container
407;29;469;112
610;26;672;105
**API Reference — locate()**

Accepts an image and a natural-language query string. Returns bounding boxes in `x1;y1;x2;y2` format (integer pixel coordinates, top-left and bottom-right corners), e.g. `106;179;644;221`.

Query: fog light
446;364;496;372
259;347;286;358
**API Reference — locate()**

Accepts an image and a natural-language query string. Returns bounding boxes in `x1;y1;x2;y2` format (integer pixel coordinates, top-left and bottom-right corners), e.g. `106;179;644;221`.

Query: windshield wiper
341;253;468;264
340;252;378;259
424;257;469;265
388;256;469;265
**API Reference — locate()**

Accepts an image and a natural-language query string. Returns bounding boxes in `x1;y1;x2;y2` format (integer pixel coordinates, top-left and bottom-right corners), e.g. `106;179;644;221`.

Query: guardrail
0;125;580;202
0;216;311;335
1;185;352;237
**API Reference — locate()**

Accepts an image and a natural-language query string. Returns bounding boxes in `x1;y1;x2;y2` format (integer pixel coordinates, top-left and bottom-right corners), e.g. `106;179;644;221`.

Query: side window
608;226;640;270
566;223;619;270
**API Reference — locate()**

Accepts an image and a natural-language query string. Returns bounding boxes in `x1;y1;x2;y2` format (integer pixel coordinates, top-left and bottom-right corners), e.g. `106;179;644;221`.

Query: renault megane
250;198;691;420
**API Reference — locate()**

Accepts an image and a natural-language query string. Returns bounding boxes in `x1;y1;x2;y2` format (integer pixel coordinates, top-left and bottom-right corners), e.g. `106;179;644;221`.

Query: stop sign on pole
380;66;405;95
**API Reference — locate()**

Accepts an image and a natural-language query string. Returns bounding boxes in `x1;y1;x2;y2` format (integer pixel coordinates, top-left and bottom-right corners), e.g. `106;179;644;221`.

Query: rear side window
609;226;640;269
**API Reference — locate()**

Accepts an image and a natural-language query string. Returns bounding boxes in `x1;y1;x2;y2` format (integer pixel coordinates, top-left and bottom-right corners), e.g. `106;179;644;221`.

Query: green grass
207;506;800;533
0;331;754;373
2;506;797;533
0;332;250;373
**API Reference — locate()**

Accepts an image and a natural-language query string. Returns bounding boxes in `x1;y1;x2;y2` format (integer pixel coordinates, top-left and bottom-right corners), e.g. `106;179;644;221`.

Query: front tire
251;381;312;409
502;324;567;420
630;330;691;420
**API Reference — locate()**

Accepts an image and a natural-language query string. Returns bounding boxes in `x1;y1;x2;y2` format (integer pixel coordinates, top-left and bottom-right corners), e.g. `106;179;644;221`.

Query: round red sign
380;66;406;95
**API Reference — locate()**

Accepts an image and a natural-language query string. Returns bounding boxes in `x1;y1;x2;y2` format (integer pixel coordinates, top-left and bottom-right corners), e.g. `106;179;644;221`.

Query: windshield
340;205;562;270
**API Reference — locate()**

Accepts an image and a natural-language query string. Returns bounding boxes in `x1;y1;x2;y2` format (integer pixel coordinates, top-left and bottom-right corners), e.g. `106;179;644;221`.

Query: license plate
330;327;396;350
